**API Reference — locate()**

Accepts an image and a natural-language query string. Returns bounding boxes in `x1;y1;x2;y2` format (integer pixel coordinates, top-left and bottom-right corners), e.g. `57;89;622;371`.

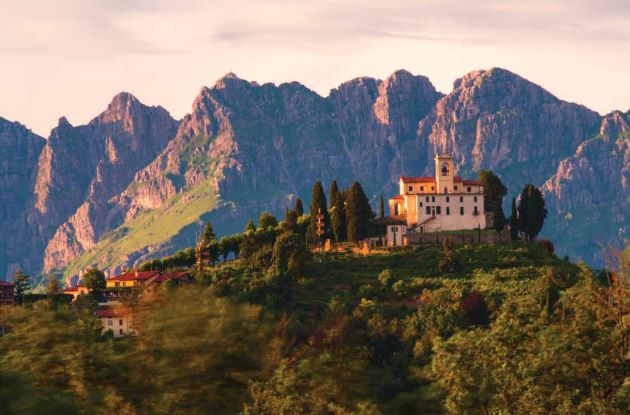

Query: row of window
422;195;478;204
107;319;125;326
425;206;479;216
408;185;474;193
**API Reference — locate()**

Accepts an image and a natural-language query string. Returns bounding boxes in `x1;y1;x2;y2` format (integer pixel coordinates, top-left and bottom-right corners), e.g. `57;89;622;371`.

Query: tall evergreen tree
492;196;506;233
345;182;374;243
331;192;346;242
294;198;304;217
379;194;385;218
12;270;30;305
478;170;508;213
201;222;217;244
329;180;340;208
308;181;330;243
517;184;548;242
509;197;519;241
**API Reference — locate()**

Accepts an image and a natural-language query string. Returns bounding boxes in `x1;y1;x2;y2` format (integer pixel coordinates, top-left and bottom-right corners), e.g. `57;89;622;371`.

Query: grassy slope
64;179;218;277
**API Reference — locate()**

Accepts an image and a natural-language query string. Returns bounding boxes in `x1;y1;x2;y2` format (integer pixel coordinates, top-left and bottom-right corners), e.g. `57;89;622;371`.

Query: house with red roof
105;270;161;288
388;154;486;233
63;285;89;301
96;305;133;337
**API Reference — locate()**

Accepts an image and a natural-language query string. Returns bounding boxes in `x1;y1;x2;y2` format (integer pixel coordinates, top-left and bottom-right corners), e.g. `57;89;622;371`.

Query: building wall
101;316;131;338
106;280;140;288
387;225;408;246
414;193;486;231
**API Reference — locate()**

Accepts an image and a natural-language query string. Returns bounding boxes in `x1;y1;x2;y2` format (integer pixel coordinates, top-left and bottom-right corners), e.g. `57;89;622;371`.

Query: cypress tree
379;194;385;218
294;198;304;217
331;192;346;242
509;197;519;241
329;180;340;208
518;184;548;242
12;270;30;305
492;196;506;233
308;182;330;243
479;170;508;213
345;182;374;243
201;222;216;244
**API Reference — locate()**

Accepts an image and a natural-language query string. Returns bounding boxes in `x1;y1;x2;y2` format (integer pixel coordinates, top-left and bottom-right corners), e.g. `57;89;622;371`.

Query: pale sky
1;0;629;137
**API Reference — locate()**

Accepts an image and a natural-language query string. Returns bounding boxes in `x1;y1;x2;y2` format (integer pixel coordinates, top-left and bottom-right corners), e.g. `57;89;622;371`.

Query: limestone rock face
33;93;178;273
1;67;628;278
542;111;630;264
0;118;45;276
417;68;601;190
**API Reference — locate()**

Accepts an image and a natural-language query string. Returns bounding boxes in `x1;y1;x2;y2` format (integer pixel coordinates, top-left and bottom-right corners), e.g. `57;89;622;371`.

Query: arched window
441;162;449;176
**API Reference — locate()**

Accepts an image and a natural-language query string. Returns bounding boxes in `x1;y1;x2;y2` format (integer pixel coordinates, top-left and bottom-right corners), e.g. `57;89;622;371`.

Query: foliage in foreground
1;242;628;414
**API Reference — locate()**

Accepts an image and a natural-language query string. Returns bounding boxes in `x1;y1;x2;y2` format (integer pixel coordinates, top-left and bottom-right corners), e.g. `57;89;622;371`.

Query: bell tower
435;154;454;194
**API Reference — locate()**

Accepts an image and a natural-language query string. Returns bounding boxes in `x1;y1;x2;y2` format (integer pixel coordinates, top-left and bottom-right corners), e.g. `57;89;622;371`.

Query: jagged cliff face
0;118;45;276
0;67;627;278
543;111;629;264
417;68;601;190
27;93;179;274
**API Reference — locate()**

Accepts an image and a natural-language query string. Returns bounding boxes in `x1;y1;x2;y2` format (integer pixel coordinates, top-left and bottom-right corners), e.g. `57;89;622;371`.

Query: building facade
0;281;14;306
389;154;486;232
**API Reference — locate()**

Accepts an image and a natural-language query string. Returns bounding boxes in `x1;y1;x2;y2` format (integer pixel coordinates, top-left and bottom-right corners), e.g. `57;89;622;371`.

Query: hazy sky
2;0;629;137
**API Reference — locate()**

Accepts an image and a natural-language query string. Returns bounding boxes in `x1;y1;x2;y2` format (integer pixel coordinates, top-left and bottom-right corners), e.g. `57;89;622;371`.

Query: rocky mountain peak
57;116;72;128
600;111;630;138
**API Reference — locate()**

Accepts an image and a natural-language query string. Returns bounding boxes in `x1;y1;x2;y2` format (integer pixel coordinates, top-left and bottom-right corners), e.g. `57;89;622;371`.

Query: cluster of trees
305;180;375;244
1;230;628;414
479;171;548;241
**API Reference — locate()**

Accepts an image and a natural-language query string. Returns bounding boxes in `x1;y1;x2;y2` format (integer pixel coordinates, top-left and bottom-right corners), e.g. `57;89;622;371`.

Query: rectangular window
446;207;450;215
108;320;113;326
460;196;463;202
408;186;413;192
446;196;450;203
467;186;472;193
420;186;424;191
119;320;123;325
436;206;441;215
419;202;423;207
474;196;477;202
119;329;123;335
431;186;435;191
444;187;448;193
426;206;431;215
115;282;119;287
426;196;429;202
460;206;464;215
454;185;458;191
473;206;478;215
431;196;435;202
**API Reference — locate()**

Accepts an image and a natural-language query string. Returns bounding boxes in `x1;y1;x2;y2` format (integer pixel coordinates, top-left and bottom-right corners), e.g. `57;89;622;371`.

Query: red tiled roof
462;179;483;186
63;285;86;293
107;271;159;282
391;195;404;200
0;281;14;287
96;307;130;318
400;176;435;183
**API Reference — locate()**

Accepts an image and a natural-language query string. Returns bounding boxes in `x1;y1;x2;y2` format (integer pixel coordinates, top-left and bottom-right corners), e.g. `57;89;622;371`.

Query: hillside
0;67;627;279
1;241;627;414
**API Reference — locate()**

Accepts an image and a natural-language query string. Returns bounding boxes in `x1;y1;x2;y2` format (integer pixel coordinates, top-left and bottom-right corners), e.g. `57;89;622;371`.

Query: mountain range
0;67;627;282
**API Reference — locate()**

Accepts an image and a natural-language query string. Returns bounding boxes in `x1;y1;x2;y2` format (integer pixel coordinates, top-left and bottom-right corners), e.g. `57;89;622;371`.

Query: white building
388;154;486;232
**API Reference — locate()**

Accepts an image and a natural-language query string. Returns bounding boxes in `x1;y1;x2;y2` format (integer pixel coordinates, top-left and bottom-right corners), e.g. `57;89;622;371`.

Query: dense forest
1;222;628;414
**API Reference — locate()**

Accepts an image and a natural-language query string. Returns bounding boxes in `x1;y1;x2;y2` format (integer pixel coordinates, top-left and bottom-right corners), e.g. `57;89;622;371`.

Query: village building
105;270;161;288
0;281;14;307
96;305;133;338
63;285;89;301
389;154;486;232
